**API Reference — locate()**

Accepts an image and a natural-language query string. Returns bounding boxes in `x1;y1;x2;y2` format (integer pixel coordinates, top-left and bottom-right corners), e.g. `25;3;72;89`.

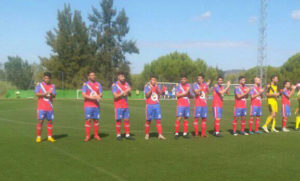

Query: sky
0;0;300;74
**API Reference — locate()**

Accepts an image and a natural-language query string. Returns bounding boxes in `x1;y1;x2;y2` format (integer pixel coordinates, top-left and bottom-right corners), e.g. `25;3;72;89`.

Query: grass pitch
1;99;300;181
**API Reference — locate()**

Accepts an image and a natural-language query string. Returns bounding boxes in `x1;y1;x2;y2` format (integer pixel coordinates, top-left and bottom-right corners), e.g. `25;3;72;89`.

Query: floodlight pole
257;0;267;84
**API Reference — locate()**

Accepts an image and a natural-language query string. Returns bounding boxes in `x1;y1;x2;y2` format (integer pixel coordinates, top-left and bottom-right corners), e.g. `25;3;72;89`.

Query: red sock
175;120;180;134
232;118;237;132
249;118;253;132
47;121;53;137
156;120;162;135
93;121;99;136
194;118;199;136
85;120;91;137
183;120;189;134
201;118;207;136
255;118;260;132
214;119;220;133
124;120;130;135
145;121;150;135
115;121;121;135
241;118;246;132
282;117;287;128
36;123;42;137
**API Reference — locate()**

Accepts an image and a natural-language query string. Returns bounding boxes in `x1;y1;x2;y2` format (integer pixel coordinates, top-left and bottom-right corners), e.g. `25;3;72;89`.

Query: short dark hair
150;75;157;79
271;75;278;81
180;74;187;78
217;76;223;80
198;73;205;78
43;72;52;78
87;71;95;76
239;76;246;81
117;71;125;76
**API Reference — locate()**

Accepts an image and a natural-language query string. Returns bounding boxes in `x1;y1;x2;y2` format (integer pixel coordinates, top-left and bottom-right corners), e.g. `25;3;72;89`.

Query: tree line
0;0;139;90
0;0;299;90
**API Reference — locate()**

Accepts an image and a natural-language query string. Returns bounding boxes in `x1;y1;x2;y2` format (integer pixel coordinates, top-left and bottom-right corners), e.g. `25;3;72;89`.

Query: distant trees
89;0;138;87
40;0;138;89
4;56;34;89
40;4;94;89
140;52;222;84
280;53;300;84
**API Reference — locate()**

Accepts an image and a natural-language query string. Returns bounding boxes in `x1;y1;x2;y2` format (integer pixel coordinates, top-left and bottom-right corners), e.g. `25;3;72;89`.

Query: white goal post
76;89;83;99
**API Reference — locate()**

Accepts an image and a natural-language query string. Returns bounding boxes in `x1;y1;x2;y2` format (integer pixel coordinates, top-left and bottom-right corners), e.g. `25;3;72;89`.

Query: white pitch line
0;117;126;181
50;145;126;181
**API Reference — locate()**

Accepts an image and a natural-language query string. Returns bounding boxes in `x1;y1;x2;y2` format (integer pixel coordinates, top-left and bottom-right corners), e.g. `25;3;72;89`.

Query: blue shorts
176;106;190;118
194;106;207;118
250;106;262;116
212;107;222;118
281;104;291;117
85;107;100;120
146;104;162;120
37;110;54;121
115;108;130;120
234;108;247;117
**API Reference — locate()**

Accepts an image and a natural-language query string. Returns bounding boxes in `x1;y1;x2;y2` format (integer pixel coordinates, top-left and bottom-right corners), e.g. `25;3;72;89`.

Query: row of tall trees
40;0;138;89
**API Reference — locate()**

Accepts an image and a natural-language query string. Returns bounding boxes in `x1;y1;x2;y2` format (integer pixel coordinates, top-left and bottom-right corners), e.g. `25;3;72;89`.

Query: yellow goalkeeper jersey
267;83;278;105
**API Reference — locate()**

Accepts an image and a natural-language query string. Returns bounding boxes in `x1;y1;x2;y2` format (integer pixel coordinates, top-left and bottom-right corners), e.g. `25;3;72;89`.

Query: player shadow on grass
53;134;68;140
90;133;109;138
120;133;136;137
149;132;158;137
208;130;221;135
42;134;68;141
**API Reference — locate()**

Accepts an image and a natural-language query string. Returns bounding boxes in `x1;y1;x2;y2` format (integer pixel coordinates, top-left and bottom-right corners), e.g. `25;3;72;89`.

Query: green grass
1;99;300;181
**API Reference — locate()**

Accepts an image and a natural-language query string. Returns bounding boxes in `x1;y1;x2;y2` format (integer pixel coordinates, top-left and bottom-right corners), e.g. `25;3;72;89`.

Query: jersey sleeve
34;83;41;93
175;85;180;94
82;83;87;93
193;83;198;91
250;88;255;96
235;87;241;95
52;85;56;95
112;84;117;93
282;90;289;97
98;83;103;94
144;85;150;94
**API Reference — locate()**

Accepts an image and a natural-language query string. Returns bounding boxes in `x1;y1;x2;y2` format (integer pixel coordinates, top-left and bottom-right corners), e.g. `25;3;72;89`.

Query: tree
41;4;94;89
140;52;220;84
89;0;139;87
4;56;34;89
280;53;300;84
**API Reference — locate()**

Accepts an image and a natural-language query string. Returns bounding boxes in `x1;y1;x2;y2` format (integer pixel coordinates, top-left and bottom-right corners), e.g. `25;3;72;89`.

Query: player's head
43;72;52;84
283;80;291;89
271;75;278;84
197;73;205;83
87;71;96;82
217;76;223;85
150;75;157;85
254;77;261;85
180;74;188;84
239;76;246;85
117;72;125;82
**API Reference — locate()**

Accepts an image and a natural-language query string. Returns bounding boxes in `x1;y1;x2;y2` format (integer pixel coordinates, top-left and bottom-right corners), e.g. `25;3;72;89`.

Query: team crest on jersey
151;92;158;101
